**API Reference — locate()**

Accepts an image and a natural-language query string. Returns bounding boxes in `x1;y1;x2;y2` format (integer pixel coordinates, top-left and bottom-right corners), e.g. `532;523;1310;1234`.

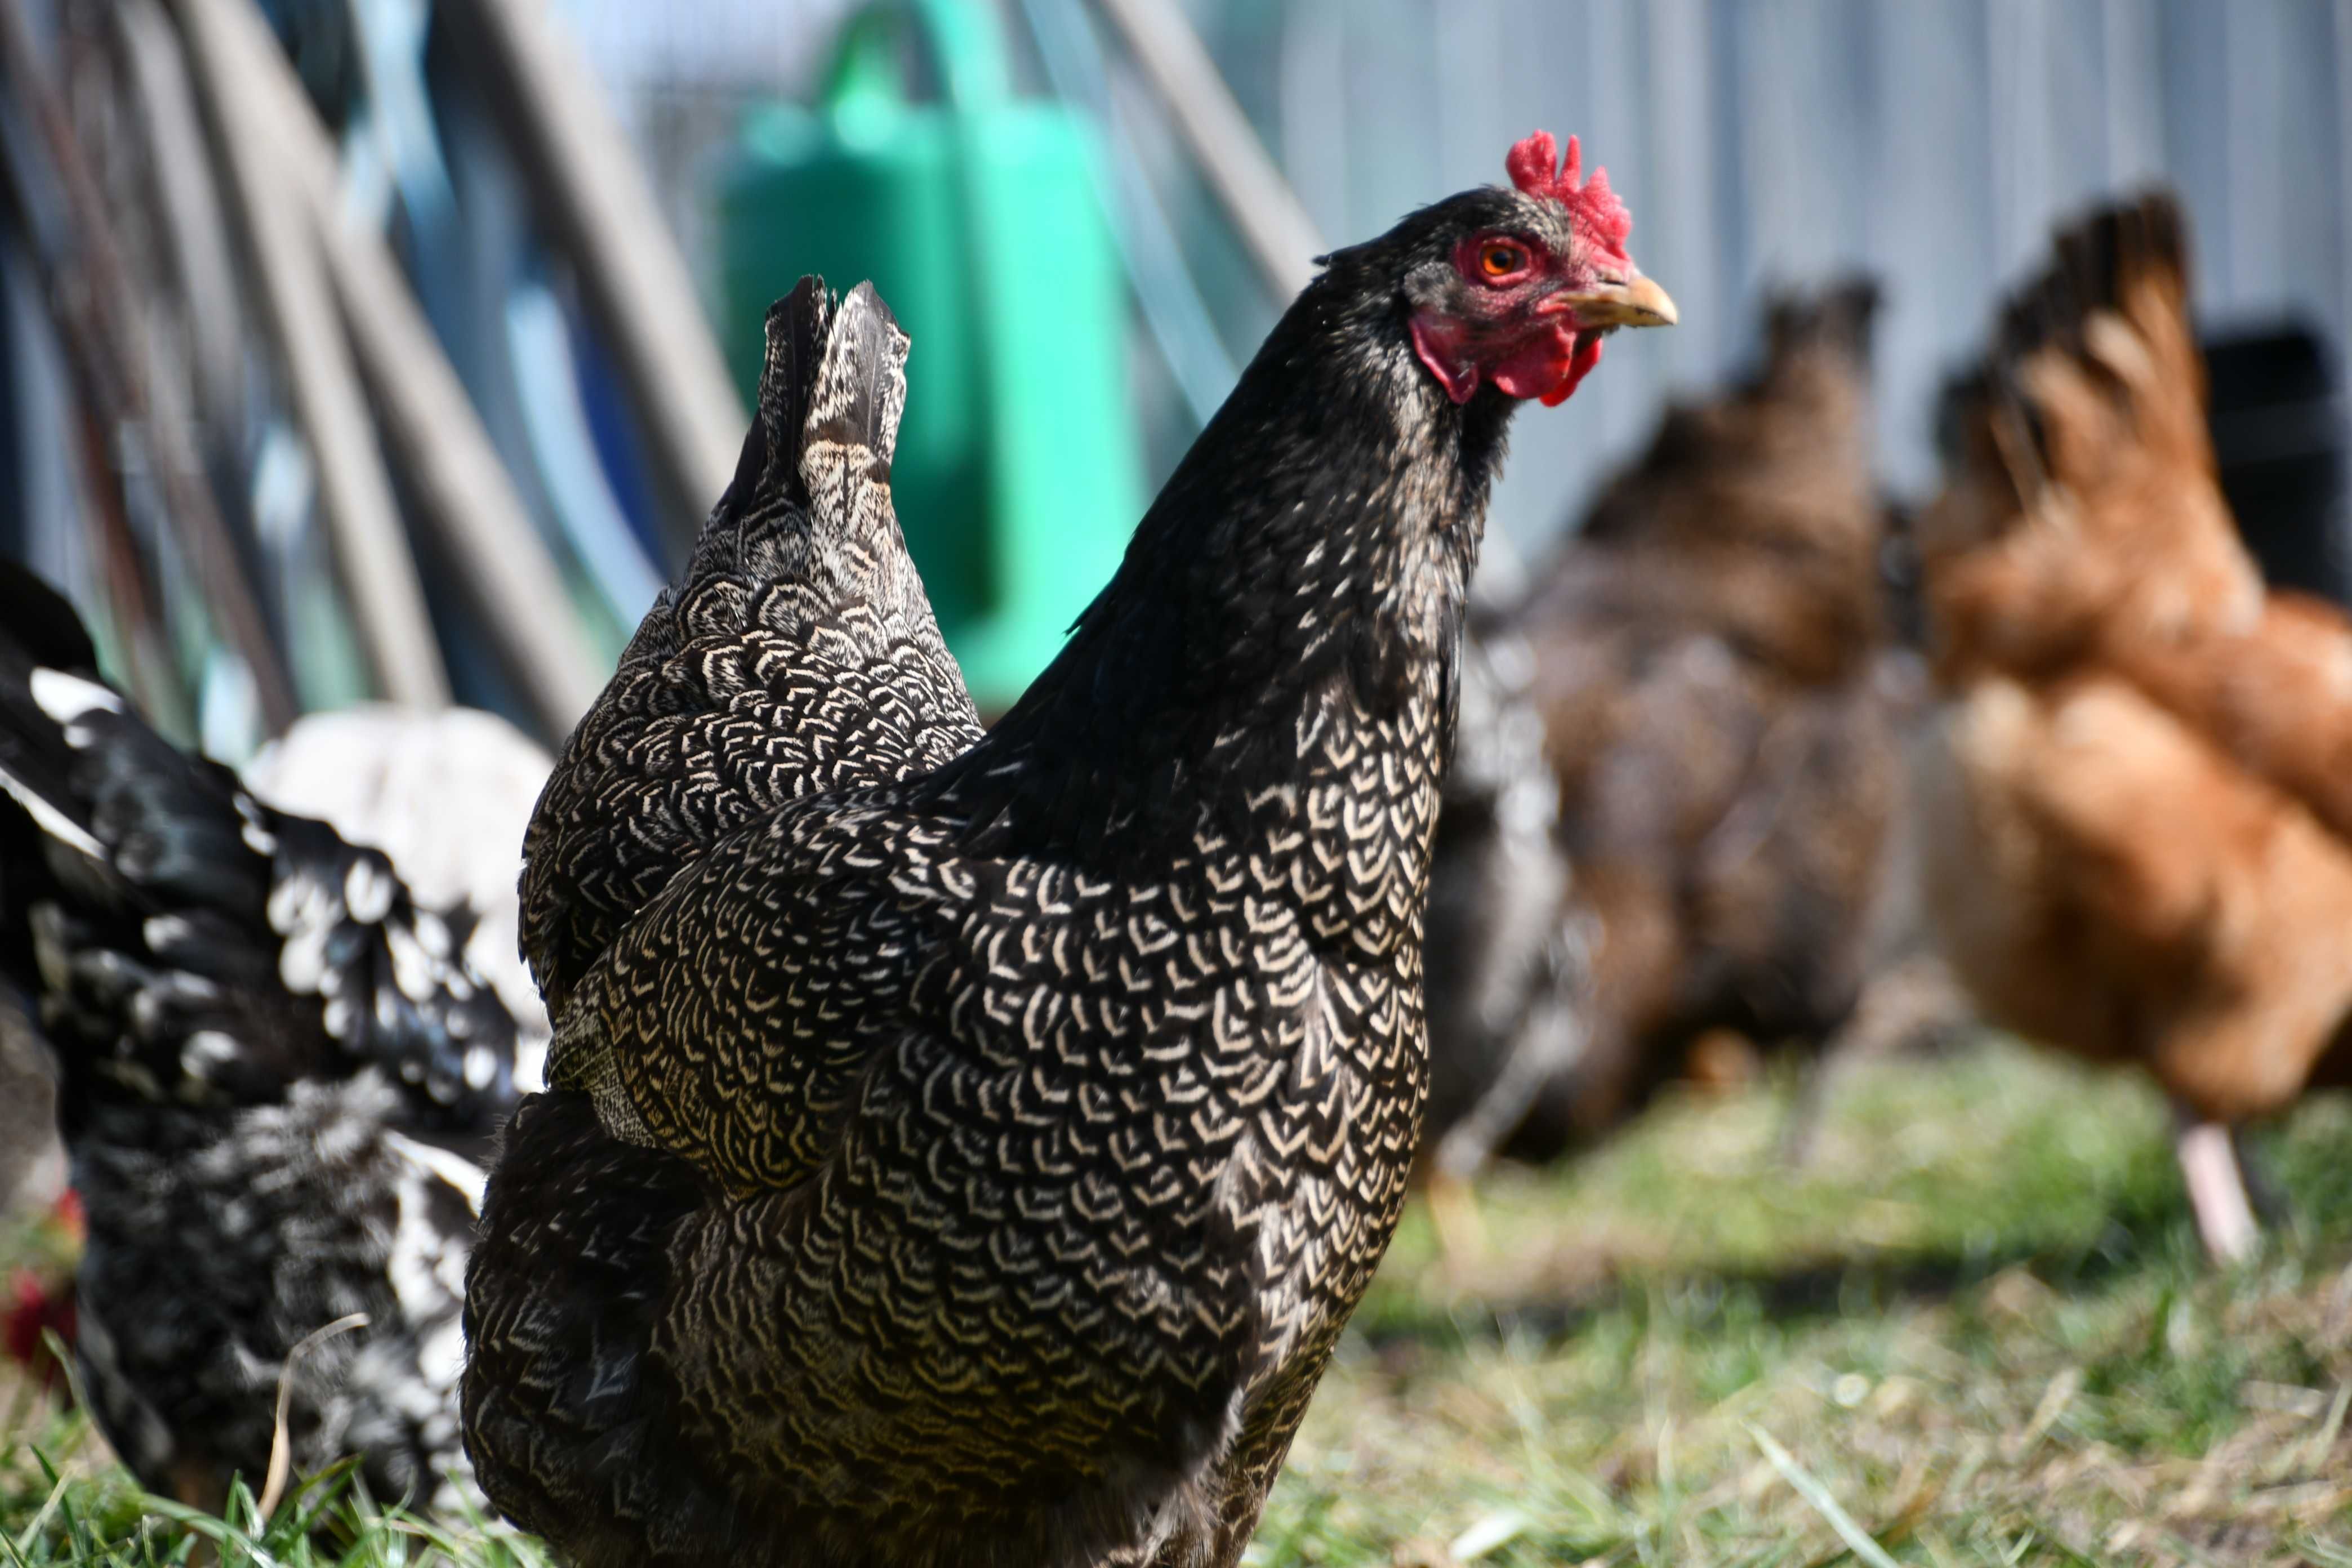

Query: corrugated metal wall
570;0;2352;553
1237;0;2351;548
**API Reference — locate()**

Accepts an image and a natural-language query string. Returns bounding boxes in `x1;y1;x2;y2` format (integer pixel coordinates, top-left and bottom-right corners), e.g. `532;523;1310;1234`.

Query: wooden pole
186;0;607;737
175;0;452;710
436;0;746;560
0;0;300;731
1089;0;1326;301
113;0;250;452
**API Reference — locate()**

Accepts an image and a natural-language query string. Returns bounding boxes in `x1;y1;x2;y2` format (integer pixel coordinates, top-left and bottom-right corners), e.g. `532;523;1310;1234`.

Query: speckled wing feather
519;279;983;1014
0;573;518;1130
484;738;1433;1568
73;1079;485;1514
245;704;555;1086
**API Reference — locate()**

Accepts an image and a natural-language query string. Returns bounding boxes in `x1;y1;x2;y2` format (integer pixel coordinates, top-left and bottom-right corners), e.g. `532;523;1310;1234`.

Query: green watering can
719;0;1144;712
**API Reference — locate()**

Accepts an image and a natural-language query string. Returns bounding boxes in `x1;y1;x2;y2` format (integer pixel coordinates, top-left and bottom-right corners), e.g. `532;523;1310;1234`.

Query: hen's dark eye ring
1478;241;1530;279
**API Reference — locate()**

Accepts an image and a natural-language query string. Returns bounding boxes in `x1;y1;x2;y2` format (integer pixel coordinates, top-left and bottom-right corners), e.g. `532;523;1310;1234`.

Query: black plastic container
2204;323;2349;605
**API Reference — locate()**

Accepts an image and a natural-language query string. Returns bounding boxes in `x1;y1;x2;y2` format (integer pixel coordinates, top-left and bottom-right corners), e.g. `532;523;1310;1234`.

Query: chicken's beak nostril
1552;274;1678;329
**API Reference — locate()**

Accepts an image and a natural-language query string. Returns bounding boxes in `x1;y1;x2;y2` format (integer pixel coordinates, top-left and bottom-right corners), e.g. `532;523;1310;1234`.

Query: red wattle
1413;317;1605;406
1490;324;1580;403
1541;333;1605;407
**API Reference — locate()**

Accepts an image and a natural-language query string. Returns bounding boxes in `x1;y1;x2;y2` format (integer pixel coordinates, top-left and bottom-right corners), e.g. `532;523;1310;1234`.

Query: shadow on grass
1357;1125;2352;1353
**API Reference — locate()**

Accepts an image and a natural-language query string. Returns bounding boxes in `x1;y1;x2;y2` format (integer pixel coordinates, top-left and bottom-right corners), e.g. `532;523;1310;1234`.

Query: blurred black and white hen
1416;614;1585;1208
244;702;553;1082
0;562;525;1512
464;132;1673;1568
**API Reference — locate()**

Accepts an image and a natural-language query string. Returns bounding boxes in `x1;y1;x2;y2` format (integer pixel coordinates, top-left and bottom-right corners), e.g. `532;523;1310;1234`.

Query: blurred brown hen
1498;282;1914;1157
1914;193;2352;1263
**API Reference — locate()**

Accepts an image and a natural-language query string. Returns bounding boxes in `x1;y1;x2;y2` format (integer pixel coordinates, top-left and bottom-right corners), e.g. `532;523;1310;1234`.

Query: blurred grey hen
464;127;1674;1568
0;564;525;1513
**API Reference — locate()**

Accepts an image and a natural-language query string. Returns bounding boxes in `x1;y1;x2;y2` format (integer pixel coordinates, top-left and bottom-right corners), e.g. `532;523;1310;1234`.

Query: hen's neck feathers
931;264;1514;864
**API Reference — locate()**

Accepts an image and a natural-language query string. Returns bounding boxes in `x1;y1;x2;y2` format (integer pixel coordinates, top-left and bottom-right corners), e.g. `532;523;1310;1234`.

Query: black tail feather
721;274;833;518
1764;277;1881;367
518;274;974;1015
0;559;100;674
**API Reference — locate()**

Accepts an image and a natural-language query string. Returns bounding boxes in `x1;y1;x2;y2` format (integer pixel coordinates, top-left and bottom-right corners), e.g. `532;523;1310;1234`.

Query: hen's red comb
1507;131;1632;264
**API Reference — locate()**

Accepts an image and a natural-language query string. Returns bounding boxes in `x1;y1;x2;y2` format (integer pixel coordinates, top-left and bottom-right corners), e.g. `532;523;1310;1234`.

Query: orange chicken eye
1478;242;1530;279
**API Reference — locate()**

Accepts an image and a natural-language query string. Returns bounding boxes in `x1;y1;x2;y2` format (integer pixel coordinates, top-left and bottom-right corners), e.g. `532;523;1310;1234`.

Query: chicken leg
1423;1168;1489;1269
2174;1110;2259;1265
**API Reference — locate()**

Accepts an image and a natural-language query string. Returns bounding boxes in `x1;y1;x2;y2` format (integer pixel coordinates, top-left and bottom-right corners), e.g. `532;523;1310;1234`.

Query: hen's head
1374;131;1675;408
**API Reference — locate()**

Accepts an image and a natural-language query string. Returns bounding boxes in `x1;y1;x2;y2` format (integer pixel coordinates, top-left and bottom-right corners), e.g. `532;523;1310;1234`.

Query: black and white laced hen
0;563;529;1512
462;132;1673;1568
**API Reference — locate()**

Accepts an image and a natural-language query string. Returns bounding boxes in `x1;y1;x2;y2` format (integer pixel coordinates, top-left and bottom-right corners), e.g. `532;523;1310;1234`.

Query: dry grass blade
1445;1508;1529;1561
1746;1423;1902;1568
255;1311;369;1523
2004;1366;2082;1461
2307;1381;2352;1471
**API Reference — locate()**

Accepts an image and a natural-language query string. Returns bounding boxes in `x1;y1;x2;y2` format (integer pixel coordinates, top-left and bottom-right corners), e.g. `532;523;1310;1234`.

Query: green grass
0;1353;547;1567
1253;1040;2352;1566
0;1407;546;1566
7;1038;2351;1565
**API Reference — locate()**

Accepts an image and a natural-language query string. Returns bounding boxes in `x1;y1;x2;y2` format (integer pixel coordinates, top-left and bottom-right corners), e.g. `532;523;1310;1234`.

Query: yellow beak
1554;273;1678;329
